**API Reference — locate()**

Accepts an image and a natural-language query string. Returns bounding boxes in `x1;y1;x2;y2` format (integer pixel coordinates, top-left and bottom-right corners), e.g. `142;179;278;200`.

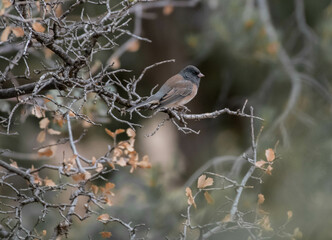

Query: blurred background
1;0;332;239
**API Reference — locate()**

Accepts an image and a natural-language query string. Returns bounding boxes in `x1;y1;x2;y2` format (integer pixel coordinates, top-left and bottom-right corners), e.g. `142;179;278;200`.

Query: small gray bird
127;65;204;112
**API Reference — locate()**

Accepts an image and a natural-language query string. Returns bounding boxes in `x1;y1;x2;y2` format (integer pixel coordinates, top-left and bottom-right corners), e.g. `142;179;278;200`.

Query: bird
127;65;204;112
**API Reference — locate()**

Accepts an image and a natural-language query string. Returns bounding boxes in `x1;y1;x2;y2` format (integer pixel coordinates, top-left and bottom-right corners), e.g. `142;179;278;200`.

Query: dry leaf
42;230;47;236
127;39;140;52
1;26;11;42
126;128;136;138
221;214;231;223
185;187;196;208
266;165;273;175
96;163;103;172
100;231;112;238
12;27;24;37
163;5;174;15
37;147;53;157
115;129;125;135
204;191;214;205
137;155;151;169
44;48;54;59
91;156;96;165
105;128;115;138
293;227;303;239
265;148;275;162
116;158;127;167
2;0;12;8
55;4;62;18
90;185;98;195
84;171;91;180
244;19;255;29
105;182;115;190
10;160;18;169
97;213;110;223
37;130;46;143
197;175;214;189
258;215;273;231
32;22;45;32
47;128;61;135
31;106;45;118
287;210;293;220
266;42;279;55
255;160;266;168
44;178;56;186
39;117;50;129
258;193;265;205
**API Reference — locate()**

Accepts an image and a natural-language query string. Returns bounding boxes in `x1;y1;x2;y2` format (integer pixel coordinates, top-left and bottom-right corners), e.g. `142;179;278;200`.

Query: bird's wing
157;79;193;108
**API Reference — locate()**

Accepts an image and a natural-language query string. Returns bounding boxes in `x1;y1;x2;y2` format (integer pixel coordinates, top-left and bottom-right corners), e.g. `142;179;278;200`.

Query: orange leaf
44;178;56;186
100;231;112;238
44;48;54;59
55;4;62;18
36;130;46;143
258;193;265;205
204;191;214;205
221;214;231;223
127;39;140;52
1;26;11;42
97;213;110;223
31;106;45;118
266;42;279;55
96;163;103;172
116;158;127;167
266;165;273;175
265;148;275;162
105;128;115;138
185;187;196;208
126;128;136;138
137;155;151;169
12;27;24;37
91;156;96;165
91;184;99;195
115;129;125;135
255;160;266;168
105;182;115;190
42;230;47;236
163;5;174;15
32;22;45;33
37;147;53;157
47;128;61;135
2;0;12;8
197;175;213;189
39;117;50;129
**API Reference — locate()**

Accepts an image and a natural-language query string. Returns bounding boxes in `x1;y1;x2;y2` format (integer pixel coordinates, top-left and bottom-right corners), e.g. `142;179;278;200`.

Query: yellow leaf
37;130;46;143
37;147;53;157
1;26;11;42
265;148;275;162
163;5;174;15
204;191;214;205
197;175;213;189
47;128;61;135
126;128;136;138
100;231;112;238
185;187;196;208
12;27;24;37
97;213;110;223
258;193;265;205
32;22;45;33
39;117;50;129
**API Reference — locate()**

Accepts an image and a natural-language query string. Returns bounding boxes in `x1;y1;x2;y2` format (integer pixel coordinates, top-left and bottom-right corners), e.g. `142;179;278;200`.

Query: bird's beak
198;73;205;78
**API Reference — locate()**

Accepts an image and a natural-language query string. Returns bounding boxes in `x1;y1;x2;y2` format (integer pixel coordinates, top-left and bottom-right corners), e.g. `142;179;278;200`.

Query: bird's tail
127;99;152;112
